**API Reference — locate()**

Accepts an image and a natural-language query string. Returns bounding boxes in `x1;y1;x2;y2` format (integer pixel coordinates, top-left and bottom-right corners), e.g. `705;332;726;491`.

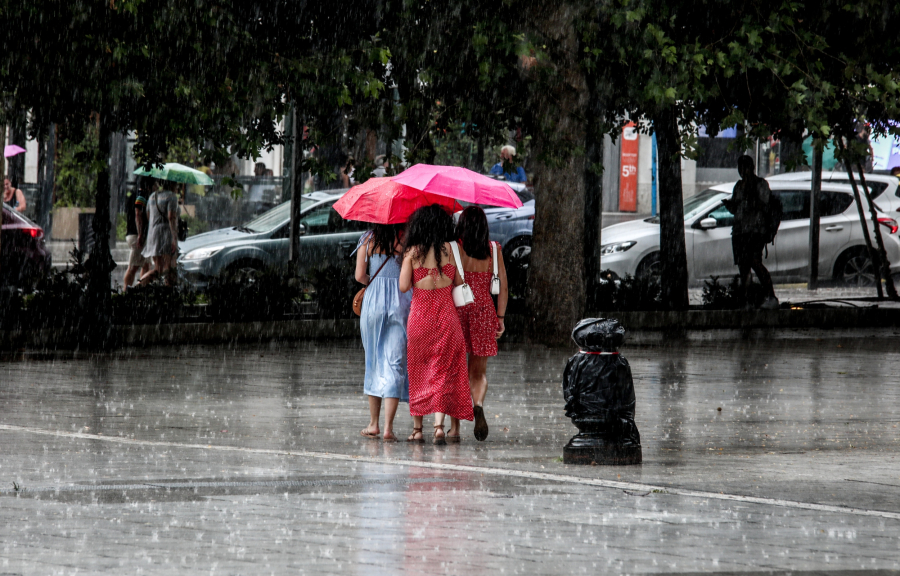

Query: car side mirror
298;224;307;236
699;217;717;229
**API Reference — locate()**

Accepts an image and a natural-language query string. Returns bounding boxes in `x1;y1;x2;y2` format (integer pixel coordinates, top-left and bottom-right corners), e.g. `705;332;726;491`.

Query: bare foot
383;431;398;442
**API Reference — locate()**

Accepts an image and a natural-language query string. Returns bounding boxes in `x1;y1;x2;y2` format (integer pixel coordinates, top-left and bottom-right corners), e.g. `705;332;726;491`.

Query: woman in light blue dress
354;224;412;441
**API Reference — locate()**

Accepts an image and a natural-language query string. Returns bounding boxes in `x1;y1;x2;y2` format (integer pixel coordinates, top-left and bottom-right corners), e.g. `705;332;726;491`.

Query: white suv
600;180;900;287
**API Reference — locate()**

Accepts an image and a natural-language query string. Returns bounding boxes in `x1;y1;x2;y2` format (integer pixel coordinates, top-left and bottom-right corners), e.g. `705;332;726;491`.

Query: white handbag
450;241;475;307
490;241;500;295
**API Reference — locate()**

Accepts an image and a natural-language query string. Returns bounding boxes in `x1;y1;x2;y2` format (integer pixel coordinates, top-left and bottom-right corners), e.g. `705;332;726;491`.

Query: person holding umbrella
139;179;180;287
133;162;214;287
3;145;27;213
354;223;411;442
335;177;461;443
2;178;26;213
447;206;508;442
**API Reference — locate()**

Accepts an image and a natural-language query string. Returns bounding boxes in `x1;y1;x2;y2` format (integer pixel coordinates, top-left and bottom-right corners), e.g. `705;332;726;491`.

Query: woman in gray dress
140;179;180;286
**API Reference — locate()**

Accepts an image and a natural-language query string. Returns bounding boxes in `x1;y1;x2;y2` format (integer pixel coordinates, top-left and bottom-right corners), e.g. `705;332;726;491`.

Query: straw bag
450;241;475;307
490;241;500;295
352;248;391;316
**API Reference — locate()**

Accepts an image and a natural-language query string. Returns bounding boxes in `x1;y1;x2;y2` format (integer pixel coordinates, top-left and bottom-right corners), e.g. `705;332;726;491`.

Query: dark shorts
732;233;768;267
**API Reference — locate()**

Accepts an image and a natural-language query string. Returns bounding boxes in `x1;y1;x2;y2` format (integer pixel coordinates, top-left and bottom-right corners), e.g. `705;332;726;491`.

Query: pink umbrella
333;177;462;224
3;144;25;158
391;164;523;208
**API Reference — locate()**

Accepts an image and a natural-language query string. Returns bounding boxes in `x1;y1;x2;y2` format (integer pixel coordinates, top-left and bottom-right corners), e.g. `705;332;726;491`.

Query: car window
2;207;14;225
300;203;334;235
515;188;535;203
821;177;887;199
705;204;734;227
244;198;317;233
776;190;810;221
684;189;731;220
819;191;854;217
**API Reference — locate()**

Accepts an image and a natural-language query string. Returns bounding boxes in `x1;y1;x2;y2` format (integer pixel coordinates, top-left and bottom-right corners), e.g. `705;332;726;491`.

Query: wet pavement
1;337;899;574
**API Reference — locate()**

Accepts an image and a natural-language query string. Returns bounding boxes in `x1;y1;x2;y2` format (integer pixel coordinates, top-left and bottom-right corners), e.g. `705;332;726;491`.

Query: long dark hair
456;206;490;260
370;223;404;255
404;204;455;273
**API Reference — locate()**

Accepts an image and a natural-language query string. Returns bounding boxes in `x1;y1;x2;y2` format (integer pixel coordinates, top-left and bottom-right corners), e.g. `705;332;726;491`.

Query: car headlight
182;246;224;261
600;241;637;255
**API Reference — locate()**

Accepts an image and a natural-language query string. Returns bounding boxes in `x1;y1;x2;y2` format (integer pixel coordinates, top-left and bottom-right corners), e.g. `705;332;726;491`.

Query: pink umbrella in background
391;164;523;208
333;177;462;224
3;144;25;158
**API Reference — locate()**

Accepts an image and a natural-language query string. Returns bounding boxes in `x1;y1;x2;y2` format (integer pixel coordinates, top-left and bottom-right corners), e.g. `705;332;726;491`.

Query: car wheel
224;261;264;284
635;252;661;281
834;248;875;287
503;236;531;296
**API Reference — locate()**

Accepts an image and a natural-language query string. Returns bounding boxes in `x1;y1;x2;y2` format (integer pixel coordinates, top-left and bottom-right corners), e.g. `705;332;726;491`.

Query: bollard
562;318;642;465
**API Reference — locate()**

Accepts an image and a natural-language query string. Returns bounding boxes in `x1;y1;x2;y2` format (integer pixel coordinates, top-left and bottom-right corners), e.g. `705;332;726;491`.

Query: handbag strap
491;241;498;276
449;241;466;284
367;251;392;284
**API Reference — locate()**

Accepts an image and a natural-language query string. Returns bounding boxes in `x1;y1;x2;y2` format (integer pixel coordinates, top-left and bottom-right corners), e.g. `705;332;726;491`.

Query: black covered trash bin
562;318;642;465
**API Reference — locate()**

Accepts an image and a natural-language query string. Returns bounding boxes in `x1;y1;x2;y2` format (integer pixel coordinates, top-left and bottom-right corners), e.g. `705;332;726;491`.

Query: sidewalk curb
2;308;899;351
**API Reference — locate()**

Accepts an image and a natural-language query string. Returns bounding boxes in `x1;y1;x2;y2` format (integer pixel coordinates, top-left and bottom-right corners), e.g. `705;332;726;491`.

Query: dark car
178;190;368;288
1;204;51;289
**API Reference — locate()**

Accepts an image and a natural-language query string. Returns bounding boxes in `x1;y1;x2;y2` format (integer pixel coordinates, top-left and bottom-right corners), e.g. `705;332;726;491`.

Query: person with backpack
722;155;780;310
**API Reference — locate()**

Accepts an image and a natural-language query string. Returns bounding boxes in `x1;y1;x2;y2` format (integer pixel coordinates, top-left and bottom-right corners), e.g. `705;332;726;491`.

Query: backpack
762;192;783;244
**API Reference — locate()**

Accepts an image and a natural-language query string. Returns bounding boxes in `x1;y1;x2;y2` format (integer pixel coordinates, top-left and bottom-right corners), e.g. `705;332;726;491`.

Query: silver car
179;190;367;288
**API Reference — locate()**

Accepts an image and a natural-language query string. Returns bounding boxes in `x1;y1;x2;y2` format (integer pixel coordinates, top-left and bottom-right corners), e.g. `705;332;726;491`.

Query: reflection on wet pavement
1;337;899;573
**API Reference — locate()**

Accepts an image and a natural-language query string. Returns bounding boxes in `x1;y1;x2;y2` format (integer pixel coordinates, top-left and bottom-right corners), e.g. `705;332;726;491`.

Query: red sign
619;122;639;212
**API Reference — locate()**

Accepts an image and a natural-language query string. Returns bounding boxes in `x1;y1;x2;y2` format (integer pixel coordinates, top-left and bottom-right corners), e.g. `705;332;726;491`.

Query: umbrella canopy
333;177;463;224
391;164;523;208
134;162;215;185
3;144;25;158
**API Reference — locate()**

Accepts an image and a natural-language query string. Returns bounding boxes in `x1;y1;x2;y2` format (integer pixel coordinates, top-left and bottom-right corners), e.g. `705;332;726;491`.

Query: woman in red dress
448;207;508;442
399;205;474;445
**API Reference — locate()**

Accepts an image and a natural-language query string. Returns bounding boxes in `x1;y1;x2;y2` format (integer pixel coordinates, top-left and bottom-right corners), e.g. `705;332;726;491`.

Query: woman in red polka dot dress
448;207;508;442
399;205;474;445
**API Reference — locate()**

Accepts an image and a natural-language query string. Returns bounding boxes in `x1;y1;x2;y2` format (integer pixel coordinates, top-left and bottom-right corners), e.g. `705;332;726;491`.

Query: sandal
383;431;398;442
406;427;424;443
433;424;447;446
360;427;379;439
446;431;461;443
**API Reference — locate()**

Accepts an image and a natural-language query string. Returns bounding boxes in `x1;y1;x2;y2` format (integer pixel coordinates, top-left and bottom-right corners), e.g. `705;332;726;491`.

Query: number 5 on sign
619;122;639;212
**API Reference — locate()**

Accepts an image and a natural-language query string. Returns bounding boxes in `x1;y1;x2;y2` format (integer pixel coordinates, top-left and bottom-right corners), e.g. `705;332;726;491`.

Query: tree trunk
583;117;603;313
82;119;116;349
857;166;898;298
525;3;589;344
808;143;822;290
653;105;689;310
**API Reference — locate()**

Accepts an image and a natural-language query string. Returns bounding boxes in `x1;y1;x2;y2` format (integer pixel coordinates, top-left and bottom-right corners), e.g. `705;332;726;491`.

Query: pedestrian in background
140;179;179;287
355;223;412;442
722;155;778;309
2;178;26;213
399;205;473;445
447;207;508;442
122;178;152;291
489;145;527;183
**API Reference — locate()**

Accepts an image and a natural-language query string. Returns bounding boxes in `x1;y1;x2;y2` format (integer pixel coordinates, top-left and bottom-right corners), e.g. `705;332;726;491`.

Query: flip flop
446;433;461;443
383;432;398;442
360;428;379;439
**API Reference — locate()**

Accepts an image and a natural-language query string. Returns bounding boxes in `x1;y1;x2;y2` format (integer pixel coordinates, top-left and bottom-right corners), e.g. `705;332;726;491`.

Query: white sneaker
761;296;780;310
